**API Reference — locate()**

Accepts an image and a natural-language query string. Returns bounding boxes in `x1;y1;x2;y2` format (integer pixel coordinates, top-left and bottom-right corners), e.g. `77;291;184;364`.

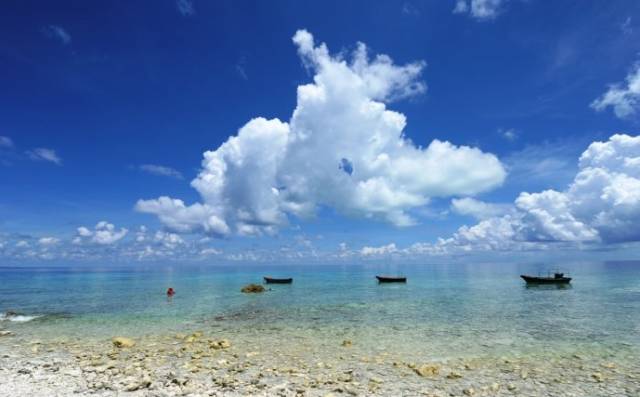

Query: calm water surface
1;261;639;361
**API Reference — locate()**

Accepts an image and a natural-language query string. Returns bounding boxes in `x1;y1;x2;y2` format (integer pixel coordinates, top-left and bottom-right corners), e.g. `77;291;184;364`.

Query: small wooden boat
521;273;571;284
376;275;407;283
264;276;293;284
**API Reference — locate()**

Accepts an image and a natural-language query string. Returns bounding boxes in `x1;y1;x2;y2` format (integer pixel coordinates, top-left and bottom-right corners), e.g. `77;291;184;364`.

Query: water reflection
525;283;573;290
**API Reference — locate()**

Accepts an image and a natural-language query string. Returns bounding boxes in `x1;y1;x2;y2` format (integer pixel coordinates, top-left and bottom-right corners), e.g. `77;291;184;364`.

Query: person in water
167;287;175;296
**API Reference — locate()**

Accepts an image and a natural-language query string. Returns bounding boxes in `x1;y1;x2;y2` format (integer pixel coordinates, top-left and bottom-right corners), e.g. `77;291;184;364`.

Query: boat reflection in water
524;282;573;290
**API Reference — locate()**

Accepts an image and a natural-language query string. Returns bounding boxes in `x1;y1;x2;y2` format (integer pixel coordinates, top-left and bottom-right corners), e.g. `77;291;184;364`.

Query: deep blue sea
1;261;639;361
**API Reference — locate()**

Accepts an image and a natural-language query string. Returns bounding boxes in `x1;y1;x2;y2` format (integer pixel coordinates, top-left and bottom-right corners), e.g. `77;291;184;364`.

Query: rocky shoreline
1;329;639;396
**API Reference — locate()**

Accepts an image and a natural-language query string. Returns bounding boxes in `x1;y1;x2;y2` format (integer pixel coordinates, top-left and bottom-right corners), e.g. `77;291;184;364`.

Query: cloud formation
412;134;640;254
43;25;71;45
137;30;506;236
591;63;640;119
176;0;195;17
75;221;128;245
0;136;13;148
453;0;504;20
500;128;517;141
26;148;62;165
361;243;398;256
1;224;225;263
38;237;59;246
139;164;183;179
450;197;513;220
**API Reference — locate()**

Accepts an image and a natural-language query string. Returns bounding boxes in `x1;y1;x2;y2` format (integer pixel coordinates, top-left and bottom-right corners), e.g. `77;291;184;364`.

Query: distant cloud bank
4;132;640;264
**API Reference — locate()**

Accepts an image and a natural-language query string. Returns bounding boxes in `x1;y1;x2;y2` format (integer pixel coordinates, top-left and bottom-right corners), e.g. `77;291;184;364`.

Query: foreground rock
1;330;638;397
210;339;232;349
111;337;135;348
241;284;265;293
415;364;440;377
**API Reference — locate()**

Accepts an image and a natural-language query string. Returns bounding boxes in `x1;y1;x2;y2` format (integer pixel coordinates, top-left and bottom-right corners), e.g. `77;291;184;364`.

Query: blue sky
1;0;640;265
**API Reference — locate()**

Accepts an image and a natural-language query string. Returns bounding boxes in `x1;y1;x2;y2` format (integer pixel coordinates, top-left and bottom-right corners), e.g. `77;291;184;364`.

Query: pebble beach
1;328;639;396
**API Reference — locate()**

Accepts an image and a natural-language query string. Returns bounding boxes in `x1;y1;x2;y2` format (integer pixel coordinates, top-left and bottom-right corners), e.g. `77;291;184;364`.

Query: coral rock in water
112;337;136;348
241;284;265;293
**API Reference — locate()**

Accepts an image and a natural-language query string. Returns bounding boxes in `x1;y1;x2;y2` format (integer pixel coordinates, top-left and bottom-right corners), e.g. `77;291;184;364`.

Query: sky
1;0;640;265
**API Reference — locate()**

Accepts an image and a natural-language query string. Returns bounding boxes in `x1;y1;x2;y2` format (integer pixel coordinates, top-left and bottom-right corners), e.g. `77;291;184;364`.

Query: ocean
2;261;639;356
1;261;639;395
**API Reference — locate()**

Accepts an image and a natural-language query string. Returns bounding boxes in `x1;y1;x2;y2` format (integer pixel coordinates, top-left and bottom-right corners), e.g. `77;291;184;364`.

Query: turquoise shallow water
1;261;640;361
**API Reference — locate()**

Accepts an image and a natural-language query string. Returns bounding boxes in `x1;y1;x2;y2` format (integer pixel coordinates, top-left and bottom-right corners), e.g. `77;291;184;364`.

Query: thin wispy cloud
401;2;420;16
504;139;579;189
499;128;518;141
450;197;513;220
139;164;183;179
26;148;62;165
0;136;14;149
235;57;248;80
621;17;633;35
42;25;71;45
176;0;195;17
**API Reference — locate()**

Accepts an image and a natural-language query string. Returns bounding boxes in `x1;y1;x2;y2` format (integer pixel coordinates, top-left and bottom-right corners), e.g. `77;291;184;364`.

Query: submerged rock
462;387;475;396
112;337;135;348
241;284;265;293
592;372;604;382
210;339;232;350
415;364;440;377
341;340;352;347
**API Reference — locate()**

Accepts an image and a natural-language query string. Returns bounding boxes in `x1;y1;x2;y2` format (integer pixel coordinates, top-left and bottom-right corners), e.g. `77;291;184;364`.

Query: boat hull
264;277;293;284
376;276;407;283
520;275;571;284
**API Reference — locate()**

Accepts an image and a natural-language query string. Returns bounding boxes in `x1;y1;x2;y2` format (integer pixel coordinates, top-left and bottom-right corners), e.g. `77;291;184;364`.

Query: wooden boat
263;276;293;284
376;275;407;283
521;273;571;284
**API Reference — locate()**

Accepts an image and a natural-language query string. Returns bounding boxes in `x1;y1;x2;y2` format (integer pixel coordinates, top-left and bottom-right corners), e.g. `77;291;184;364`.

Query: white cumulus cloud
154;231;184;249
76;221;128;245
136;30;506;237
38;237;59;246
420;134;640;254
591;63;640;119
453;0;505;20
361;243;398;256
